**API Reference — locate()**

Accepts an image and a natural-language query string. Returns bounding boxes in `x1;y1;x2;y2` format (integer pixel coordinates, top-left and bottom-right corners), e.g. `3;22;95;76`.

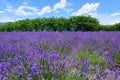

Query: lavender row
0;32;120;80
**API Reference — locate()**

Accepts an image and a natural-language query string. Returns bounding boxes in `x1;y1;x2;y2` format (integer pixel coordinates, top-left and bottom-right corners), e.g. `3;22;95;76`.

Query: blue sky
0;0;120;25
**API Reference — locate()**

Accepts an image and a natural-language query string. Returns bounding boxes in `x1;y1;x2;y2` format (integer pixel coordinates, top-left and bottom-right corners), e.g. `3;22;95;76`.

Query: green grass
88;53;106;67
113;53;120;64
76;50;106;67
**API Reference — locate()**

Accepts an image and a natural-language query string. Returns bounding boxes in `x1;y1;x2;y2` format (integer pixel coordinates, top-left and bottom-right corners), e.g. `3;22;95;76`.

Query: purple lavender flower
80;57;89;73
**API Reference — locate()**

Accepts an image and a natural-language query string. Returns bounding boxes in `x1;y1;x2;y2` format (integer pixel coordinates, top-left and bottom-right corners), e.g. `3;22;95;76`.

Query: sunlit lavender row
0;32;120;80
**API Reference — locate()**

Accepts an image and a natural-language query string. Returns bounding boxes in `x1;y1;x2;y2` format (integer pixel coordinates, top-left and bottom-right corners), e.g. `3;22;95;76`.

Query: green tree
69;16;99;31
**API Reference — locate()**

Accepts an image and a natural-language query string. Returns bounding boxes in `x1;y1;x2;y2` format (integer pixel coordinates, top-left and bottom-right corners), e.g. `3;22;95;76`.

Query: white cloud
37;6;52;15
5;0;72;16
100;18;120;25
110;12;120;17
72;3;100;16
15;0;52;16
15;5;52;16
15;0;69;16
15;5;38;16
52;0;73;14
99;16;120;25
53;0;67;10
91;13;120;25
0;17;14;22
70;2;120;25
0;11;5;14
6;6;14;12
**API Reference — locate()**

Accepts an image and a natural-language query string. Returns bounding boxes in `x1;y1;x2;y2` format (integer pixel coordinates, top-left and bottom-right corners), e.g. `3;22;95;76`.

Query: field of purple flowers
0;32;120;80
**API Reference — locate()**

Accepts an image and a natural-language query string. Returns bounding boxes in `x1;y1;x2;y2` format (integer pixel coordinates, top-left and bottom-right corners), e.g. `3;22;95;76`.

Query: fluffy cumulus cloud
70;2;120;25
2;0;68;16
100;17;120;25
3;0;70;16
15;5;52;16
72;3;100;16
15;5;38;16
110;12;120;17
37;6;52;16
11;0;68;16
92;14;120;25
53;0;67;10
5;1;38;16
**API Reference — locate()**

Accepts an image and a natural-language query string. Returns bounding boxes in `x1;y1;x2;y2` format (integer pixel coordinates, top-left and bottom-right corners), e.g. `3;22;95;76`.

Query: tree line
0;16;120;32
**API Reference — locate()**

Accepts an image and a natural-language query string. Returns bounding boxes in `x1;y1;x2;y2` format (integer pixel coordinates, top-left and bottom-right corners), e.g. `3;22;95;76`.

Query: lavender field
0;32;120;80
